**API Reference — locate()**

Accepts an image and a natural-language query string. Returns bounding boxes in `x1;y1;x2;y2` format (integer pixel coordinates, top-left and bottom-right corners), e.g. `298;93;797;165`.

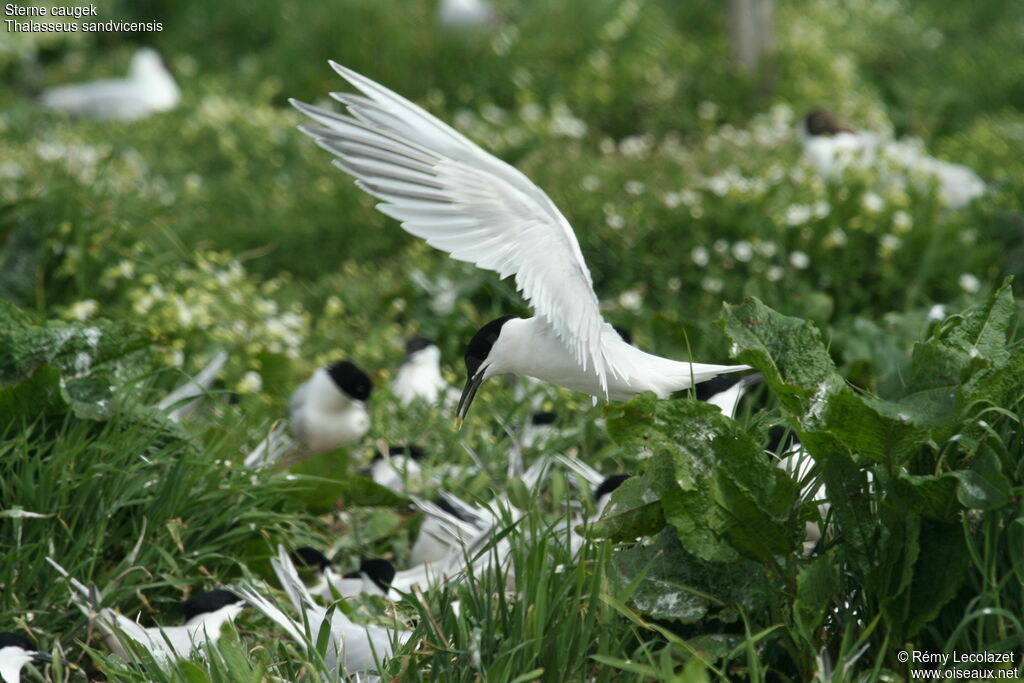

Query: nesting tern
290;64;749;422
239;546;411;675
290;360;373;455
47;558;244;663
292;548;394;600
40;48;180;121
367;444;425;493
392;337;451;406
802;108;985;208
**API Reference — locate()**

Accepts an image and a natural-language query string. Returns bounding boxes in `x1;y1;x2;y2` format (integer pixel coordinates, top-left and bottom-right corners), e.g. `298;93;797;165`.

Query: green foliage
3;0;1024;679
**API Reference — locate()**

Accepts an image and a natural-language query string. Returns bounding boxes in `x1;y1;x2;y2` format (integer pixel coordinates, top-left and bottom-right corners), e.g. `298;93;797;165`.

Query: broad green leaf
904;519;970;637
610;528;772;624
604;393;797;561
939;278;1014;367
793;551;839;644
952;450;1011;510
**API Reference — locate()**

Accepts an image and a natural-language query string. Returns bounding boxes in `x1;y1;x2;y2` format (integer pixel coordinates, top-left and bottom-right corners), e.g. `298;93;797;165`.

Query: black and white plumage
290;360;373;455
292;548;394;601
392;337;451;406
47;558;244;664
801;108;986;209
368;444;425;493
238;546;411;675
40;48;180;121
0;633;54;683
290;64;748;421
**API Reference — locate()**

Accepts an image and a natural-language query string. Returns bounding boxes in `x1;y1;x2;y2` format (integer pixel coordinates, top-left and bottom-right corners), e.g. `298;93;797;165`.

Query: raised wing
291;62;616;392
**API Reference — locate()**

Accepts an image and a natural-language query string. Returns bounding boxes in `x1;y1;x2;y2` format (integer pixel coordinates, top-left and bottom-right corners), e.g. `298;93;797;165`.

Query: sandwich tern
40;48;180;121
290;64;749;421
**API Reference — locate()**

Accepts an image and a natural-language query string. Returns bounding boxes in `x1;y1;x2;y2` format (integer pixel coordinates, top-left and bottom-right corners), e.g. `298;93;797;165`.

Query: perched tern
48;557;244;663
290;360;373;455
290;64;749;421
802;108;986;208
392;337;451;406
0;633;58;683
40;48;180;121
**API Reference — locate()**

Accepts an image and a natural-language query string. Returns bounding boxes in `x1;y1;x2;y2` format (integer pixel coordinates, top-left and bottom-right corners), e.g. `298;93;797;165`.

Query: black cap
325;360;373;401
181;589;243;621
594;474;631;501
292;546;331;571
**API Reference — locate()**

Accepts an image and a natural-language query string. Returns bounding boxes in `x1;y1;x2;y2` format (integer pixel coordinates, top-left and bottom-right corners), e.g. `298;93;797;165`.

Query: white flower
958;273;980;293
731;241;754;262
812;200;831;219
236;371;263;394
766;266;784;282
697;101;719;120
68;299;99;321
880;234;902;253
927;304;947;321
712;239;729;254
827;229;847;247
789;251;810;269
893;210;913;232
581;175;600;191
785;204;813;226
691;246;710;267
700;276;723;293
862;192;885;213
625;180;646;196
662;191;681;209
619;290;643;310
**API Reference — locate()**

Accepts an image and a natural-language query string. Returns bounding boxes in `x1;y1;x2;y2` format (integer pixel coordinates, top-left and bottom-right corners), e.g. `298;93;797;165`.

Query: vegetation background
2;0;1023;680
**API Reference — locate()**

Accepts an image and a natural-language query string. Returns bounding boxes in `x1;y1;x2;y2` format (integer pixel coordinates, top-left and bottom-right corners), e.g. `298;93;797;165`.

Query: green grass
3;0;1024;680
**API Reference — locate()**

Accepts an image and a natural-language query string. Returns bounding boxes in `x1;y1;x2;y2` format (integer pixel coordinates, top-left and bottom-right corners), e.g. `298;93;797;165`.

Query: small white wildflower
700;276;724;293
755;241;778;258
789;251;810;269
713;239;729;254
697;101;719;120
893;210;912;232
520;102;543;123
691;246;710;267
68;299;98;321
785;204;813;226
625;180;646;196
605;212;625;230
958;273;980;293
619;135;652;158
667;277;682;291
812;200;831;219
662;191;681;209
862;191;885;213
880;234;902;253
236;371;263;394
581;174;600;192
619;290;643;310
927;304;946;321
827;229;847;248
731;240;754;262
766;266;784;282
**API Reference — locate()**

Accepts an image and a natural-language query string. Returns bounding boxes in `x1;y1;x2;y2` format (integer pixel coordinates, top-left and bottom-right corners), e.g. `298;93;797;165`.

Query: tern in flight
290;64;749;421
